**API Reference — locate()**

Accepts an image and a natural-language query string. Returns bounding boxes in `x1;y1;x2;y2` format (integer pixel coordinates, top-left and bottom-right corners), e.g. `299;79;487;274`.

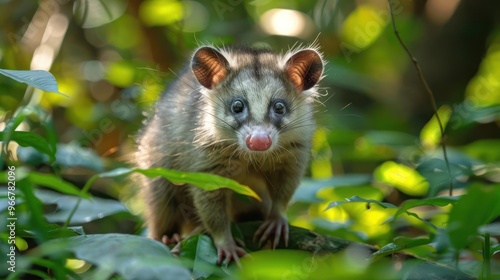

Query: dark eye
273;101;286;115
231;99;244;114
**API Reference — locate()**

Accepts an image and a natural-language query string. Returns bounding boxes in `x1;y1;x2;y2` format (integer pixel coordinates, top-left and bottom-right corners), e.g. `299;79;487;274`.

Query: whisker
339;102;352;111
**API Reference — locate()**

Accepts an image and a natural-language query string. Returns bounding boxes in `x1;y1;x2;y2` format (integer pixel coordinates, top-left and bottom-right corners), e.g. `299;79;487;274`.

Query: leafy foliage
1;0;500;279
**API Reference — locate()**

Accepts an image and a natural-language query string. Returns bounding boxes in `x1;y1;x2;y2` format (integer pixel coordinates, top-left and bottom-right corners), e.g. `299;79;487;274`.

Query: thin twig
388;0;454;195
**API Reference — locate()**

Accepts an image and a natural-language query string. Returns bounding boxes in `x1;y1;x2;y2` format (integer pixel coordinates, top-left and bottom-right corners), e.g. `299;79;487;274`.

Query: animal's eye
231;99;245;114
273;101;286;115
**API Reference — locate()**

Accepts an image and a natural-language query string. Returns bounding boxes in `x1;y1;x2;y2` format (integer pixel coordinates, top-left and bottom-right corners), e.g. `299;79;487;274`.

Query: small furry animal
134;44;324;264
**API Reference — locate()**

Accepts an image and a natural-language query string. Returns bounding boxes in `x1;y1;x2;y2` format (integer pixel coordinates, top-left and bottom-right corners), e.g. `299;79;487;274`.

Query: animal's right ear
284;49;323;92
191;47;229;89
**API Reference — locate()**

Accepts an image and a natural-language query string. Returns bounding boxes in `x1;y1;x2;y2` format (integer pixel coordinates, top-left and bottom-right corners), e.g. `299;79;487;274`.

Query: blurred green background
1;0;500;278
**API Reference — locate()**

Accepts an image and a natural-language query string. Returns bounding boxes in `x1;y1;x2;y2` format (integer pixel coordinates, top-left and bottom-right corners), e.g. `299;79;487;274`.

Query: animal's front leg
254;167;302;249
191;188;246;265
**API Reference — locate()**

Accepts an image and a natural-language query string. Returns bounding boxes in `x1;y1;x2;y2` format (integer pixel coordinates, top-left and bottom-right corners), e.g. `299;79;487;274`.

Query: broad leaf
39;234;191;280
34;189;128;224
0;131;56;163
17;143;104;171
293;174;372;203
180;234;224;278
391;196;459;220
15;223;82;239
95;167;261;201
54;144;104;171
371;237;432;261
327;196;397;210
28;172;90;198
0;69;67;96
447;184;500;250
374;161;429;196
0;106;28;169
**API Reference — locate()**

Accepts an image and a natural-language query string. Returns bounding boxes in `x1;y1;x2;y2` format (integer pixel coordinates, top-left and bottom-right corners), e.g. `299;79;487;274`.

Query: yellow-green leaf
420;105;452;150
135;167;261;201
374;161;429;196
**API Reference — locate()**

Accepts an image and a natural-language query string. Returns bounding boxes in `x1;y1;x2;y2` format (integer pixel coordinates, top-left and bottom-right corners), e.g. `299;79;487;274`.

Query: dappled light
374;161;430;196
465;34;500;107
340;4;389;50
1;0;499;279
420;105;452;150
139;0;184;26
259;9;313;38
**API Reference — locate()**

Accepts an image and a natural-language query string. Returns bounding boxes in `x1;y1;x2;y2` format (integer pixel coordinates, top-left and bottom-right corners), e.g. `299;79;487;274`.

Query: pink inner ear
192;47;229;89
285;50;323;92
289;72;304;91
209;61;226;85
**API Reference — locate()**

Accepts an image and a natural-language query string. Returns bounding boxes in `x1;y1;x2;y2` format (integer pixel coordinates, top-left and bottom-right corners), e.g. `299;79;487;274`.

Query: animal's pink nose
246;131;272;151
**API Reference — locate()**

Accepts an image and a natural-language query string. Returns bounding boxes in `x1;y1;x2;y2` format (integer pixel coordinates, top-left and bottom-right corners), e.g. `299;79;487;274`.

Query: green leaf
180;234;224;278
447;184;500;250
450;103;500;129
16;176;50;243
420;105;452;150
327;196;397;210
293;174;372;203
16;146;48;166
492;244;500;256
462;139;500;163
374;161;429;196
54;144;104;171
99;167;261;201
39;234;191;280
0;69;67;96
27;172;90;198
138;168;261;200
34;189;128;224
0;106;28;169
392;196;459;220
381;196;459;231
0;131;56;163
16;223;82;239
371;237;432;261
0;167;29;184
239;250;319;280
17;143;104;171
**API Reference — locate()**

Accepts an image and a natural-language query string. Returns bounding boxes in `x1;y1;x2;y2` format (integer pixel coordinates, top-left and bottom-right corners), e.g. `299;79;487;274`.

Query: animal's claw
254;215;289;249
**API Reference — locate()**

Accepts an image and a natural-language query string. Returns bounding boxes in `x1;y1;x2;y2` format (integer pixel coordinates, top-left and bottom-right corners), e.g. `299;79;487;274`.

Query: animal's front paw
254;215;289;249
161;233;181;245
214;238;247;267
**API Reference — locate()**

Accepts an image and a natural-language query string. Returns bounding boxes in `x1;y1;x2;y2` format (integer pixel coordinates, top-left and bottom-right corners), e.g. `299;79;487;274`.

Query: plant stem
482;233;491;280
387;0;454;196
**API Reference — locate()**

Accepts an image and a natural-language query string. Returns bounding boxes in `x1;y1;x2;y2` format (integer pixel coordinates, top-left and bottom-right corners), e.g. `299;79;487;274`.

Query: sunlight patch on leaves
420;105;452;150
374;161;429;196
310;128;333;179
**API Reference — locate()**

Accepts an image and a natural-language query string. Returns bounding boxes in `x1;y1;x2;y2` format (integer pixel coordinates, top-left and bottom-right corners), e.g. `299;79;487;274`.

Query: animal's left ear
284;49;323;91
